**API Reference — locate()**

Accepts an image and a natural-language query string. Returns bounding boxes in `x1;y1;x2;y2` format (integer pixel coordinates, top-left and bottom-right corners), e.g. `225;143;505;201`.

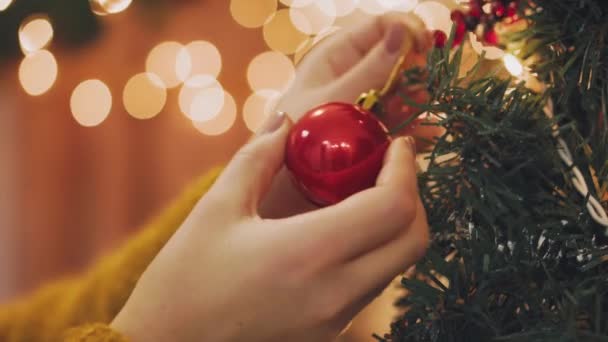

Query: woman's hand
111;111;429;342
259;14;431;219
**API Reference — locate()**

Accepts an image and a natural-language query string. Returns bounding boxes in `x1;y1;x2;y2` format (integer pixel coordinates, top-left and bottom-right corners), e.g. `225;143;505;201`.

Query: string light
0;0;12;12
146;41;185;89
503;53;524;77
230;0;278;28
263;9;310;54
243;90;282;132
248;51;295;93
89;0;133;16
123;73;167;120
71;80;112;127
194;92;237;136
18;15;54;54
176;41;222;82
18;50;57;96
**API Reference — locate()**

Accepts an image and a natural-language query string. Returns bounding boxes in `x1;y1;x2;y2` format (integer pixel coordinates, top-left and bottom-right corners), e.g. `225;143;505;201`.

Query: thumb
332;20;427;102
210;111;291;216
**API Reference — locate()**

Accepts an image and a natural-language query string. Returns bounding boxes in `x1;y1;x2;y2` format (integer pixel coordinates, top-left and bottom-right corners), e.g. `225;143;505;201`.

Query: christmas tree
378;0;608;340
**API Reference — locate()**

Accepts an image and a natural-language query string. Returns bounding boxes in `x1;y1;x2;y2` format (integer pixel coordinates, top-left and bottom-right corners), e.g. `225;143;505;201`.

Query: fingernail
385;23;406;54
404;136;417;155
257;111;286;135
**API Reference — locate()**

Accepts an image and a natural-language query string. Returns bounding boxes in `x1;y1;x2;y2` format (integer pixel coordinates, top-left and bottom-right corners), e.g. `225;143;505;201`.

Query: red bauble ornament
469;0;482;19
285;102;391;206
433;30;447;48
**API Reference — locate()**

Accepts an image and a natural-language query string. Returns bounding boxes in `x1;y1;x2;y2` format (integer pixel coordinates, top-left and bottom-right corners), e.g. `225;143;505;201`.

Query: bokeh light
71;80;112;127
414;1;451;35
358;0;390;15
176;41;222;82
146;41;184;89
89;0;133;15
289;2;336;35
18;16;54;54
230;0;277;28
0;0;13;11
194;92;237;136
280;0;315;7
331;0;359;17
179;75;225;122
469;32;505;60
248;51;295;92
243;90;282;132
263;9;310;54
123;73;167;120
18;50;57;96
503;53;524;77
392;0;418;13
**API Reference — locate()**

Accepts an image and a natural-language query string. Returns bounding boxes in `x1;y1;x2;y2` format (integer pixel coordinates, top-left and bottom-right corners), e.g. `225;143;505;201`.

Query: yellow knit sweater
0;168;222;342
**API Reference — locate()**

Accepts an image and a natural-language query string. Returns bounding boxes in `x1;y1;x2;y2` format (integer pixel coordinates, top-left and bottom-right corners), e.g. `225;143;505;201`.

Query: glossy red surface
285;102;391;206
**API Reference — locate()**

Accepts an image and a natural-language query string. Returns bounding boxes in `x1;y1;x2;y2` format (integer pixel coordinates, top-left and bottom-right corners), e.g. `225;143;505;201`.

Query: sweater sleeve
0;167;222;342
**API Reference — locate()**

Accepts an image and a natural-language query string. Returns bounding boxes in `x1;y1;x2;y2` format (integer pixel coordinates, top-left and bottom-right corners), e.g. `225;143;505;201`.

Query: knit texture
0;167;222;342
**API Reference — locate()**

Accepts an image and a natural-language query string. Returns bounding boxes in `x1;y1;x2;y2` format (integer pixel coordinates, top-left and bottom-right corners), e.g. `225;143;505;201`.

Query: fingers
207;111;291;216
331;14;430;102
341;199;429;299
286;137;419;264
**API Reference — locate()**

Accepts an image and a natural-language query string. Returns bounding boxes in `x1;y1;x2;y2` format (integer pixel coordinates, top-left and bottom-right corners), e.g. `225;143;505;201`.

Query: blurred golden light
230;0;277;28
243;90;282;132
414;1;452;35
176;41;222;82
0;0;13;11
280;0;315;7
469;32;504;60
248;51;295;92
71;80;112;127
358;0;389;15
19;16;54;54
503;53;524;77
330;0;358;17
290;2;336;35
194;92;237;136
179;75;225;122
146;41;184;89
89;0;133;15
18;50;57;96
123;73;167;120
263;9;310;54
392;0;418;12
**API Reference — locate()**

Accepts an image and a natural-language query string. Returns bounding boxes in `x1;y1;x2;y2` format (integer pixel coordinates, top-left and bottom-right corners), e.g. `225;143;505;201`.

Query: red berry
469;0;482;19
285;102;391;206
492;1;506;18
483;27;499;45
450;10;468;46
433;30;447;48
506;1;518;18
